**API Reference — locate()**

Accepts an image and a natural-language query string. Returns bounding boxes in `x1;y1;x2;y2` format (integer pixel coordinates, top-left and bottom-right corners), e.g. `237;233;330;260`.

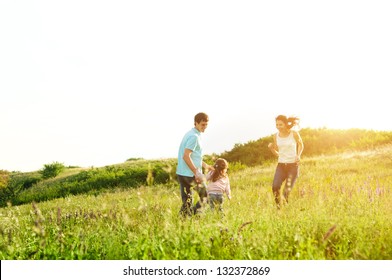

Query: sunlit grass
1;147;391;260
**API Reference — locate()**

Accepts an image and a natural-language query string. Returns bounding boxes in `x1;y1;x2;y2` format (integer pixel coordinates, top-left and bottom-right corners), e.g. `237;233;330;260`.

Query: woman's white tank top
276;132;297;163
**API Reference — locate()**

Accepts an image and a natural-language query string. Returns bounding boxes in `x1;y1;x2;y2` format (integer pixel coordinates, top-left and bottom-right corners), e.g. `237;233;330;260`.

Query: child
206;158;231;211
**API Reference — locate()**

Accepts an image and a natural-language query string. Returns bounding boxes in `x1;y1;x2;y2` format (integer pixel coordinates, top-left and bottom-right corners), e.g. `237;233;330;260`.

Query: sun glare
300;108;390;132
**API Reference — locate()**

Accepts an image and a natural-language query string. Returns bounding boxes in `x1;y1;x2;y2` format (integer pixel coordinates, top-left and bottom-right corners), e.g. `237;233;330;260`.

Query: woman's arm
268;134;279;157
293;131;304;162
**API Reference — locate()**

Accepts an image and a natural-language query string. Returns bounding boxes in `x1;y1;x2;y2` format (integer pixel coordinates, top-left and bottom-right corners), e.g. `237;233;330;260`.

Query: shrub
0;170;10;189
126;158;144;162
0;172;42;207
39;162;65;179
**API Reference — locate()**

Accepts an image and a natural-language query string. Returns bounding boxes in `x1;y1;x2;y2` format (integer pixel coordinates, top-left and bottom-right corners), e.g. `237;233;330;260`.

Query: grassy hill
0;159;177;207
1;128;392;208
219;127;392;166
0;142;391;259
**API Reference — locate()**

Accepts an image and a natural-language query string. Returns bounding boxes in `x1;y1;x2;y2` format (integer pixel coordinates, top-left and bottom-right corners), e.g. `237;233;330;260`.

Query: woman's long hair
275;115;300;129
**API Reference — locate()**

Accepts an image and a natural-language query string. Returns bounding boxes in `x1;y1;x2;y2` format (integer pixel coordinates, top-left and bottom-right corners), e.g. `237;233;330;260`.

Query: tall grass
0;146;391;260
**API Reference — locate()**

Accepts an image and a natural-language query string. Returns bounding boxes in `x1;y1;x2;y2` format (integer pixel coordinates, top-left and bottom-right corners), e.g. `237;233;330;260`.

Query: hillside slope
1;128;392;208
0;145;391;259
219;128;392;166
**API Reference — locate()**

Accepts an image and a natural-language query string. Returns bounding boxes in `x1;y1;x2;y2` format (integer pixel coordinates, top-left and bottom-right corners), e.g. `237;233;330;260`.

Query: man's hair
194;112;209;124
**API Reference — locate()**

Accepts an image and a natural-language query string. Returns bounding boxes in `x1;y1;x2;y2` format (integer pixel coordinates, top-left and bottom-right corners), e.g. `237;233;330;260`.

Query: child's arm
206;170;213;181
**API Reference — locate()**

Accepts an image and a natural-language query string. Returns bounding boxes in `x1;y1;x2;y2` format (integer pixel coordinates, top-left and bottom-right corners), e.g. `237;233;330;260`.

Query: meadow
0;145;391;260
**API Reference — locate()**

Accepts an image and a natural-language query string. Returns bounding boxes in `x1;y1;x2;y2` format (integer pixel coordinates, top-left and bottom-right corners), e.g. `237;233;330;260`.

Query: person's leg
283;164;299;203
208;193;220;210
216;194;224;212
209;193;224;212
208;193;215;210
178;175;195;216
193;182;208;214
272;164;286;209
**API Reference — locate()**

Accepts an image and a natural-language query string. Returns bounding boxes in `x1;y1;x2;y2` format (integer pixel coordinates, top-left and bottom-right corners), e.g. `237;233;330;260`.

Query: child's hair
275;115;300;129
211;158;229;182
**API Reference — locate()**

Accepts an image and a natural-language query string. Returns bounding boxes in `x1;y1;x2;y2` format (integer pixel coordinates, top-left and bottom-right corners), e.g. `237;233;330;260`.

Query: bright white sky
1;1;391;172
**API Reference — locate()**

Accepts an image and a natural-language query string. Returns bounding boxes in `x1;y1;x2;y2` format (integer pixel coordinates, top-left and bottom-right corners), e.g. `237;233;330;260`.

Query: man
176;112;213;216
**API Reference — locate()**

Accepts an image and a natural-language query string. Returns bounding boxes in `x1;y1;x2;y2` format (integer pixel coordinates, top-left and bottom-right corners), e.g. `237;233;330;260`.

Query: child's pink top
206;171;231;198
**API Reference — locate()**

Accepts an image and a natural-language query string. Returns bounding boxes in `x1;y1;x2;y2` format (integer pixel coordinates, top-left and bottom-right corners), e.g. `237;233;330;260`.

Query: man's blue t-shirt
176;127;203;177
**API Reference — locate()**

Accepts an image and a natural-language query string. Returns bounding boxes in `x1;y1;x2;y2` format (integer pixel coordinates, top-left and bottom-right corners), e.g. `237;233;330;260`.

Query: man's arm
182;148;205;183
183;148;197;175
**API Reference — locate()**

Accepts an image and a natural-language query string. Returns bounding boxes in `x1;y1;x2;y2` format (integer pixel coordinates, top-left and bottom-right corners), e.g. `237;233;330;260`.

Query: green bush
0;170;10;189
39;162;65;179
0;172;42;207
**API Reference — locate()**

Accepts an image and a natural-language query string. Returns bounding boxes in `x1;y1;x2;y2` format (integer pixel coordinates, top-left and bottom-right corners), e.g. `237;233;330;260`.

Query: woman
268;115;304;209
